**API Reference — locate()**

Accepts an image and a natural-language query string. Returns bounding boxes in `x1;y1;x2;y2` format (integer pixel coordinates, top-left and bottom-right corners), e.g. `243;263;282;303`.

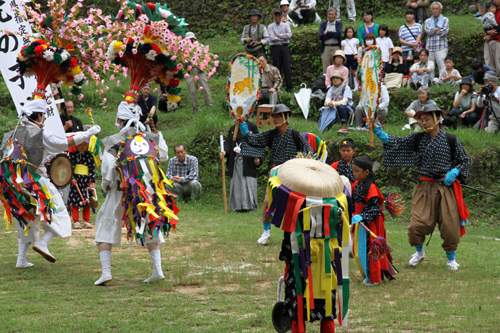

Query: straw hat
331;50;347;64
330;70;344;81
277;159;344;198
392;46;403;55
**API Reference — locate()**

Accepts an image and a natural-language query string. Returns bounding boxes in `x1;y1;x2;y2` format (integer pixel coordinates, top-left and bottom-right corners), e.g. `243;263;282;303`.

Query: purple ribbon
304;230;311;267
267;185;291;228
334;247;342;287
299;247;308;280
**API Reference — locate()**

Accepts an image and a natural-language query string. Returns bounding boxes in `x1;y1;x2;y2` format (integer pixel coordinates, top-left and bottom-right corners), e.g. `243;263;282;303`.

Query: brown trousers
408;181;461;252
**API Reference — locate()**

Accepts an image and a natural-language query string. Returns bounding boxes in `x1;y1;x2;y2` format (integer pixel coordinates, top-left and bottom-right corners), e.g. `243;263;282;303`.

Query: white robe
16;124;71;244
94;128;168;246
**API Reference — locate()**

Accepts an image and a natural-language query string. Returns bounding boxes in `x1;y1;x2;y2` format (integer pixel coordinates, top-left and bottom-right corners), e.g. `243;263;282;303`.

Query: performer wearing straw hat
239;104;313;245
94;102;173;285
3;99;101;268
371;105;470;270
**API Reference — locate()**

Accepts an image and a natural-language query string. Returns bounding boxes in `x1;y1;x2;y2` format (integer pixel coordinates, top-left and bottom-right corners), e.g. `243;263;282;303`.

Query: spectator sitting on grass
325;50;349;89
384;47;409;90
404;85;438;131
318;70;354;133
433;56;462;86
449;77;479;127
409;49;435;89
166;144;202;202
471;59;494;85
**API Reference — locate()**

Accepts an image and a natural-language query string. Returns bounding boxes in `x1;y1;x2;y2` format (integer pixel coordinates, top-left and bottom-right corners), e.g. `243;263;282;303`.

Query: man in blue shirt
166;144;202;201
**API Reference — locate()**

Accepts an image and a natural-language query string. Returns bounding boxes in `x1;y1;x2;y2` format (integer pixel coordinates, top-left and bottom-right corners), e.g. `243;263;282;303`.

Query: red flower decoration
20;46;27;57
169;78;180;87
150;44;161;54
70;56;78;67
34;45;45;57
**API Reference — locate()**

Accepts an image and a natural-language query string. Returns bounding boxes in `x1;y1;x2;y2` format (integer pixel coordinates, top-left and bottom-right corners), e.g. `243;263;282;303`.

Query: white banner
0;0;64;137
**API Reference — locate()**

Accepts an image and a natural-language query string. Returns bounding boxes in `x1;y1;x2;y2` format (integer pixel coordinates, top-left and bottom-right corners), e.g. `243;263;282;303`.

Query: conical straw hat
277;159;344;198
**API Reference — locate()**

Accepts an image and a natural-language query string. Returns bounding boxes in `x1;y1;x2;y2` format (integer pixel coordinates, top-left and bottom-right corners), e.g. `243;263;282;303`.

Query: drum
46;154;73;188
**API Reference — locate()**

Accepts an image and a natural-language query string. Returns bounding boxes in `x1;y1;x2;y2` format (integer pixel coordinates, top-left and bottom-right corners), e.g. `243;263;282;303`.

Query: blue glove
444;168;459;186
461;219;468;226
239;121;249;137
372;125;389;144
351;214;363;224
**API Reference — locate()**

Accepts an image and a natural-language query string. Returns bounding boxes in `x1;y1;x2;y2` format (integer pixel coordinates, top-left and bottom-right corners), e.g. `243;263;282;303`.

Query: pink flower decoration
171;55;177;61
214;54;218;59
187;66;193;71
85;80;89;86
132;49;137;54
118;51;124;57
117;80;121;87
198;87;203;91
215;61;219;67
153;88;158;93
79;94;84;101
184;74;190;78
110;75;115;81
194;76;199;82
103;98;107;104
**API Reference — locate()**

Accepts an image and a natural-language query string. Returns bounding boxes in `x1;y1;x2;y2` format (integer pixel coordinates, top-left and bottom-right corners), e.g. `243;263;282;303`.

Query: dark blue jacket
319;20;343;53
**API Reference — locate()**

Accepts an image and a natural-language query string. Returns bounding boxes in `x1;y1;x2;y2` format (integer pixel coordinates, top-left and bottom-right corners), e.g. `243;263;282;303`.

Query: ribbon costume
372;105;470;270
94;102;175;285
266;159;350;333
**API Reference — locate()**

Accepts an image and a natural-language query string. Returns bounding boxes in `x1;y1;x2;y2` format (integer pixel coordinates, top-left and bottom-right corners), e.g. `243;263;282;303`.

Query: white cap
280;0;290;5
185;32;196;40
21;99;47;117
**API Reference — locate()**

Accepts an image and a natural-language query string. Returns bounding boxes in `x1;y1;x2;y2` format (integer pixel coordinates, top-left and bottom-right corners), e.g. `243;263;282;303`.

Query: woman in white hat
318;70;354;133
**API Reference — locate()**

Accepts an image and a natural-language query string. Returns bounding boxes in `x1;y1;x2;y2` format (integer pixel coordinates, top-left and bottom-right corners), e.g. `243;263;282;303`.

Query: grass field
1;200;500;332
1;12;500;333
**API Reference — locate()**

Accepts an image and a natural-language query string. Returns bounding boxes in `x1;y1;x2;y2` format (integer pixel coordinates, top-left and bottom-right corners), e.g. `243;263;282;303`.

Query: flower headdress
11;0;116;100
105;0;218;104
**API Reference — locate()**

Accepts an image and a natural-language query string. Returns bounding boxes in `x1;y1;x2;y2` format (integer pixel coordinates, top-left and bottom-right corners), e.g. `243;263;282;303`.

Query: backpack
311;74;327;93
266;128;302;153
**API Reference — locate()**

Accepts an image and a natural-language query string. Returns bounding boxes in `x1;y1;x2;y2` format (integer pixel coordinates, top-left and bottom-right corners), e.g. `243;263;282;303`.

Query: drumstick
72;179;88;205
85;108;96;126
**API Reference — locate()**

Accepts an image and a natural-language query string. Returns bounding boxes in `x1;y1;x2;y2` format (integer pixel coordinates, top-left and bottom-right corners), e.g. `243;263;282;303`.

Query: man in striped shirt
424;2;449;80
268;9;294;92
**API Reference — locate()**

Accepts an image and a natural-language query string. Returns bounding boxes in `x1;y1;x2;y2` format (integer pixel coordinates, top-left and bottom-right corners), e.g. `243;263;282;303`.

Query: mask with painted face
365;40;374;46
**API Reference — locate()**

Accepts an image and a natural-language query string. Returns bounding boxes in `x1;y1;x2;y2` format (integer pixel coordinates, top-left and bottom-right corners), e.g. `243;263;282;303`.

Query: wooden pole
368;107;374;147
220;132;228;214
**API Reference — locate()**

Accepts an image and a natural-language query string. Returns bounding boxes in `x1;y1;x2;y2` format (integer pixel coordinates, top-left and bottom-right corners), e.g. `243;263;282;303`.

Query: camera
482;84;494;96
296;1;303;5
247;40;256;48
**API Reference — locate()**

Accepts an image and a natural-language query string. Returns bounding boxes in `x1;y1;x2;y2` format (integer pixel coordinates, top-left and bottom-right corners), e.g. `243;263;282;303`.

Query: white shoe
33;243;56;263
143;272;166;283
409;251;425;266
94;274;113;286
362;279;379;286
447;260;460;271
83;222;92;229
257;231;271;245
73;222;82;229
144;249;165;283
95;250;112;285
16;260;34;269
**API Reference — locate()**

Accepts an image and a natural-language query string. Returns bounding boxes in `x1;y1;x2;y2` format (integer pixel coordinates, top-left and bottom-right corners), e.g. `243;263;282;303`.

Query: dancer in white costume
9;99;100;268
94;102;170;285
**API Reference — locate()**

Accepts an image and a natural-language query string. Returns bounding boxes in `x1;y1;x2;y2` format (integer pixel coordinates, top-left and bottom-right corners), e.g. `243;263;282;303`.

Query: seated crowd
237;1;500;133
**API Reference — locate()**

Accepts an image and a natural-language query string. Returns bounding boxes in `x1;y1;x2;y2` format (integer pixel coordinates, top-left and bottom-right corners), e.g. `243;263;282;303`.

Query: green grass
0;12;500;332
1;200;500;332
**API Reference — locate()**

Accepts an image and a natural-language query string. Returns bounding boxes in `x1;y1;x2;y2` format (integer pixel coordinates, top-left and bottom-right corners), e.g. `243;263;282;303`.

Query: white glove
73;125;101;145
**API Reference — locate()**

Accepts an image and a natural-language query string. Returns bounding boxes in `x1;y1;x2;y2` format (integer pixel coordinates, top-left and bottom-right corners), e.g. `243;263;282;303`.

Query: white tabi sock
144;249;165;283
95;250;113;285
33;231;56;262
16;243;34;268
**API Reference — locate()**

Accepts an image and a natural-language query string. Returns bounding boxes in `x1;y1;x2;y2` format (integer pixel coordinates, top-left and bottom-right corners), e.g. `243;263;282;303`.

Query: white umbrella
294;83;312;120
